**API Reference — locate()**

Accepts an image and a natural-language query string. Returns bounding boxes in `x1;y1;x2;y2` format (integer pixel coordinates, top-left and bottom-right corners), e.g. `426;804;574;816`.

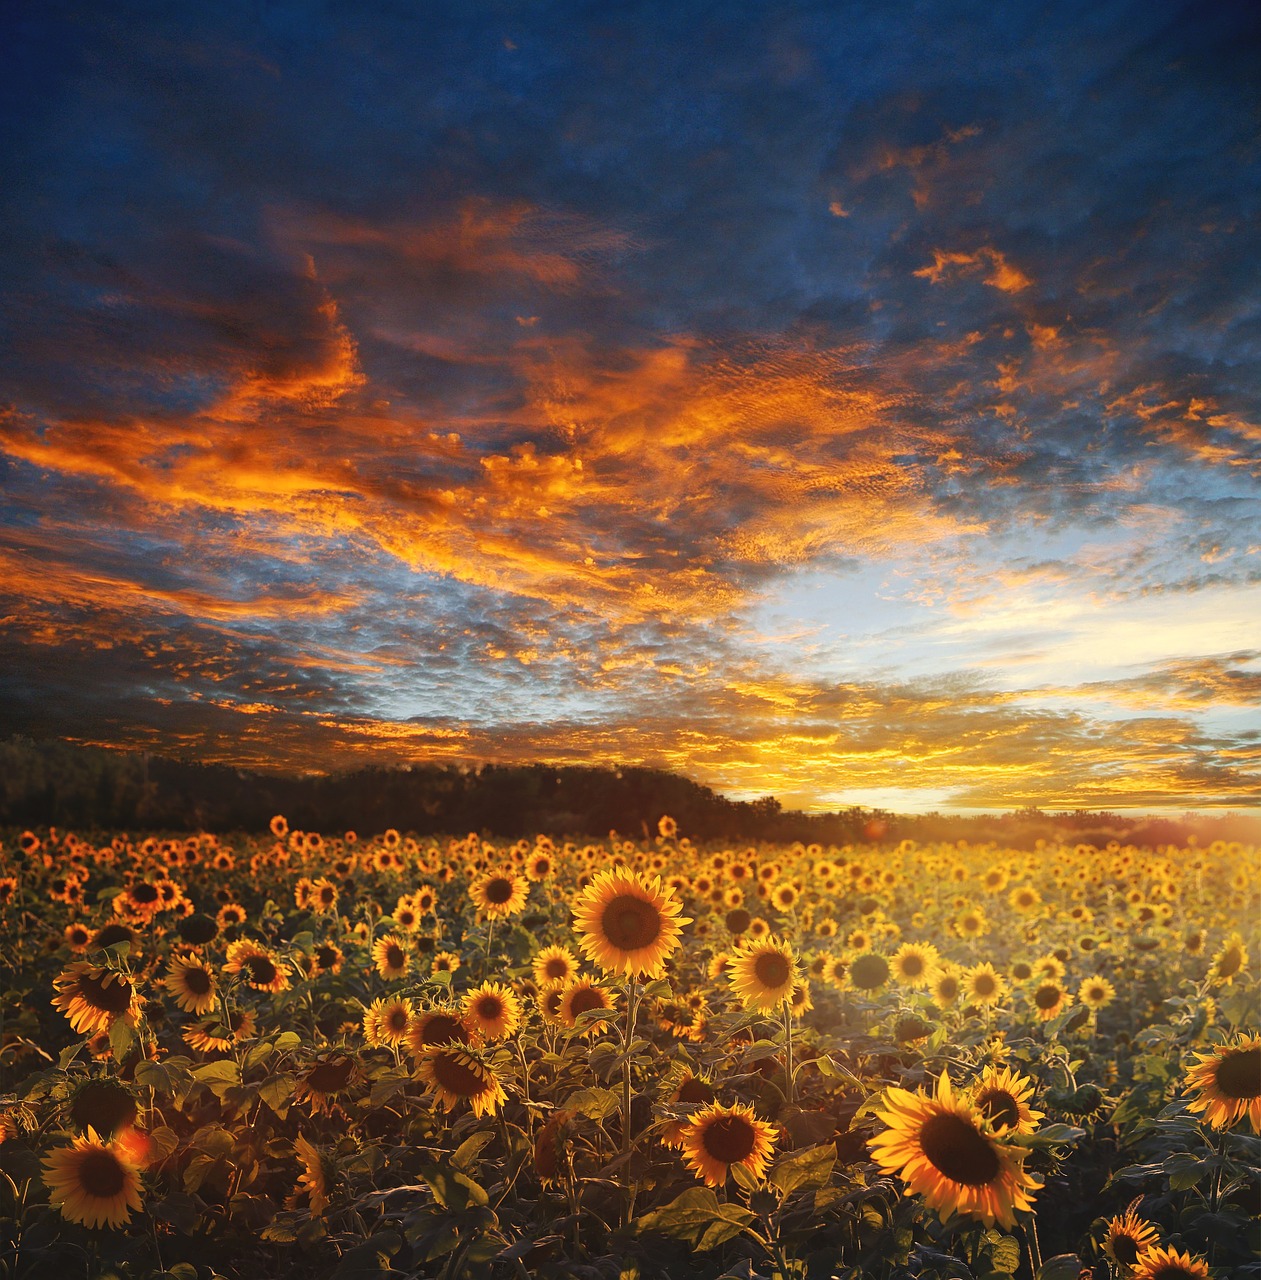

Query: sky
1;0;1259;812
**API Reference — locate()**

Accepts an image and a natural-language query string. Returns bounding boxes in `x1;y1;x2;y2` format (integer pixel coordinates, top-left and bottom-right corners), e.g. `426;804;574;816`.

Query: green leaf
419;1164;488;1210
1018;1123;1084;1148
565;1087;621;1120
134;1060;175;1094
108;1017;138;1062
259;1073;295;1115
273;1030;302;1053
1037;1256;1082;1280
986;1234;1021;1275
768;1143;836;1196
452;1131;494;1171
635;1187;756;1251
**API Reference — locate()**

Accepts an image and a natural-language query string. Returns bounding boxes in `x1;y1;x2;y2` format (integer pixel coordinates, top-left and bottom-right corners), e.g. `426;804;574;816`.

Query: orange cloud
915;246;1031;292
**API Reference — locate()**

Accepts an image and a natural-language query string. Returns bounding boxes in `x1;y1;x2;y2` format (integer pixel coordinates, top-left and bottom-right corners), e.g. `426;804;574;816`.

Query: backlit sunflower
164;953;219;1014
868;1070;1040;1229
406;1007;472;1057
294;1053;360;1115
679;1101;778;1188
1031;981;1072;1022
571;869;690;979
1101;1206;1160;1269
1077;975;1116;1012
288;1133;330;1216
557;979;614;1034
469;870;529;920
1183;1032;1261;1132
371;935;409;981
43;1128;144;1229
462;982;523;1041
970;1066;1044;1136
1130;1244;1210;1279
363;996;413;1048
532;944;578;989
224;940;290;993
1206;932;1248;986
417;1044;507;1118
660;1072;717;1148
890;942;941;989
848;951;890;993
52;962;142;1037
728;936;798;1011
184;1008;255;1053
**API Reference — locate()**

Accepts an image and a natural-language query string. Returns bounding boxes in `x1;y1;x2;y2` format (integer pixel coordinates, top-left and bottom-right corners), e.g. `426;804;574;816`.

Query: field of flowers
0;817;1257;1280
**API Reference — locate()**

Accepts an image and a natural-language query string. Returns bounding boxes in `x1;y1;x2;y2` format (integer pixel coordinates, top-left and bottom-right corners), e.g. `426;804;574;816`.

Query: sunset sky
2;1;1259;812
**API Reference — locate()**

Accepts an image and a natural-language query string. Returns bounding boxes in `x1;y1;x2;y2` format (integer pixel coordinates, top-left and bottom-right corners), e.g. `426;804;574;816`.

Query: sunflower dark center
543;990;563;1017
245;955;278;985
1034;985;1062;1010
544;957;569;979
725;909;751;934
1217;947;1242;978
918;1111;1002;1185
569;988;606;1017
850;954;890;990
385;945;405;968
93;925;134;950
183;966;213;995
1215;1047;1261;1099
1012;963;1032;981
900;955;925;977
80;971;134;1013
701;1115;756;1163
976;1088;1020;1130
306;1059;353;1093
1111;1235;1140;1265
78;1149;127;1198
431;1052;488;1097
753;952;791;989
973;974;997;996
131;883;159;904
475;995;504;1020
937;977;959;1000
678;1078;715;1105
601;894;661;951
484;877;514;904
386;1007;409;1032
316;946;339;967
418;1014;467;1045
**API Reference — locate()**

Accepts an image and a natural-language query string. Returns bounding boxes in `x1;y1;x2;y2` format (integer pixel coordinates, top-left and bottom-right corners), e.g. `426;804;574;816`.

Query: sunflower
1031;981;1071;1022
224;940;290;993
430;950;461;977
184;1008;255;1054
294;1053;360;1115
289;1133;330;1216
1077;975;1116;1012
660;1073;718;1148
462;982;523;1041
216;903;247;930
890;942;941;989
970;1066;1044;1135
372;935;409;981
1183;1032;1261;1132
679;1101;778;1188
417;1044;508;1118
1130;1245;1210;1279
363;997;413;1048
52;962;142;1037
68;1078;138;1137
307;877;339;914
932;967;962;1008
164;953;219;1015
42;1129;144;1229
1101;1206;1160;1269
311;942;346;976
571;869;690;979
469;870;529;920
406;1007;472;1057
525;851;555;881
557;979;614;1034
532;944;578;989
728;937;798;1011
848;952;890;993
868;1070;1040;1229
1206;933;1248;986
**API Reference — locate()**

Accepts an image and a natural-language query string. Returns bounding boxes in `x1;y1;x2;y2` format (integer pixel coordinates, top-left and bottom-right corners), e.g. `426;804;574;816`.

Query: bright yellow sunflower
363;996;413;1048
571;869;690;979
1183;1032;1261;1132
288;1133;330;1216
1101;1206;1159;1269
52;962;142;1037
679;1101;778;1188
532;944;578;989
164;953;219;1015
469;870;529;920
42;1128;144;1229
371;935;409;981
1077;975;1116;1012
417;1044;508;1118
223;940;290;993
727;936;798;1011
890;942;941;990
868;1070;1040;1229
1206;933;1249;986
557;979;614;1034
1030;980;1072;1022
970;1066;1044;1135
1131;1244;1210;1279
461;982;523;1041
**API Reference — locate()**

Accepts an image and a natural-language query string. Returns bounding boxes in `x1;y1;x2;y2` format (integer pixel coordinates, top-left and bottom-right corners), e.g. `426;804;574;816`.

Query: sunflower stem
782;1000;794;1106
621;976;639;1226
484;919;496;980
1022;1210;1043;1276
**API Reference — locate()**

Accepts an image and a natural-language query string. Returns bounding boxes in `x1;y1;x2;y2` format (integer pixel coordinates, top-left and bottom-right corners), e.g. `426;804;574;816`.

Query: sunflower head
571;869;690;979
42;1129;144;1229
728;936;798;1011
1183;1032;1261;1133
417;1044;508;1118
1101;1204;1160;1268
679;1101;778;1187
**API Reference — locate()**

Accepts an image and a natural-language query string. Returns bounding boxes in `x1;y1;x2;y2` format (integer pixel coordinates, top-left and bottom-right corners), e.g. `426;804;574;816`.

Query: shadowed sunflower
417;1044;507;1118
1101;1205;1159;1269
288;1133;330;1216
294;1053;360;1115
68;1078;138;1137
571;869;690;979
660;1072;717;1148
52;962;142;1037
42;1128;144;1228
557;979;614;1034
1206;933;1248;986
728;937;798;1011
1131;1244;1210;1279
364;996;413;1048
971;1066;1044;1135
224;940;289;993
462;982;522;1041
1183;1032;1261;1132
1031;980;1071;1022
406;1007;472;1058
371;935;409;981
848;951;890;993
868;1070;1040;1229
532;944;578;989
469;870;529;920
164;953;219;1014
679;1101;778;1188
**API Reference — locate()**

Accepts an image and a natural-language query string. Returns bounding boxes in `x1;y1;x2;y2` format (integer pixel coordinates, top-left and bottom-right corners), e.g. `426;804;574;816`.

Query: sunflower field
0;819;1257;1280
